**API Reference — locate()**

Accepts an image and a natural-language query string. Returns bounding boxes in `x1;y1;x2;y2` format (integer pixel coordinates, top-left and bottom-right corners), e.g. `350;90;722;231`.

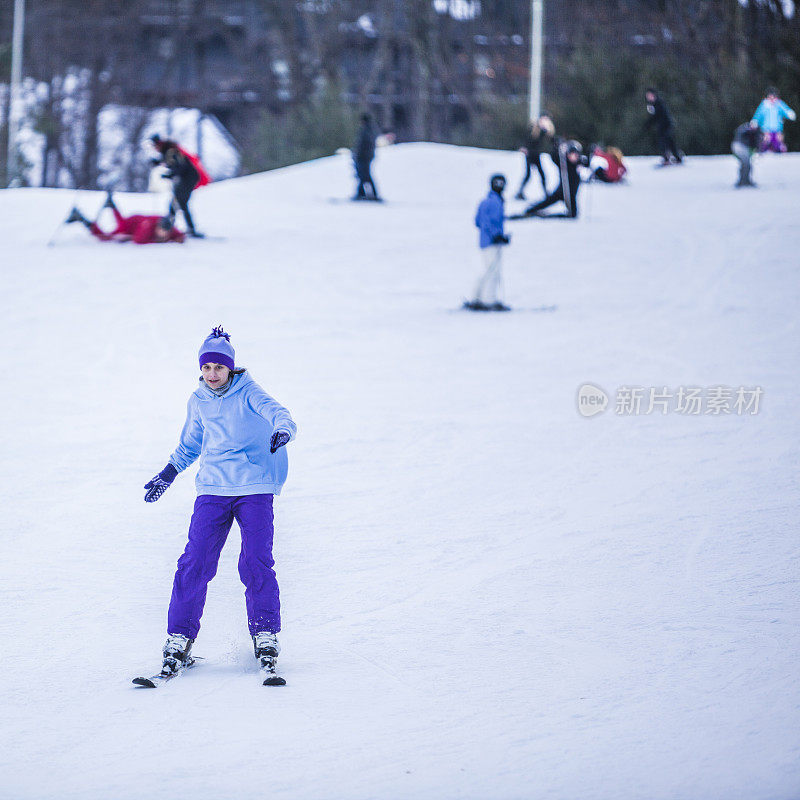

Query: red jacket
596;149;627;182
154;138;211;189
90;214;185;244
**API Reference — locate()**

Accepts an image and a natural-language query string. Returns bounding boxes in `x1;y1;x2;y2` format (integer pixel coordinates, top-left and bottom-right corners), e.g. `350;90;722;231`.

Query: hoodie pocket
200;449;263;487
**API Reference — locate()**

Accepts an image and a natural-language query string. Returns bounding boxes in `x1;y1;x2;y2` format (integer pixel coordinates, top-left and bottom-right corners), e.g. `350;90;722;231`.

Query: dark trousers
167;494;280;639
169;178;197;233
519;154;547;195
657;128;681;162
354;159;379;200
525;183;579;218
732;141;753;185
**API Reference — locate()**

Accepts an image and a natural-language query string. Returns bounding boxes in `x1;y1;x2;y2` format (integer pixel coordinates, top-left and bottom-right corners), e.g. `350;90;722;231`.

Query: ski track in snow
1;144;799;800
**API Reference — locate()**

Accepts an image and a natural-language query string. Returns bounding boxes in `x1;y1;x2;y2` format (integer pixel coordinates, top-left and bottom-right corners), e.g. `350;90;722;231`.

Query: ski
327;197;387;205
450;304;557;314
186;233;227;242
260;664;287;686
132;656;201;688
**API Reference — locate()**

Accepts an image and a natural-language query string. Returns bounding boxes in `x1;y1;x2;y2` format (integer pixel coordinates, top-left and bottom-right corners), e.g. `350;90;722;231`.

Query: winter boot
65;207;87;225
462;300;491;311
253;631;285;686
161;633;194;676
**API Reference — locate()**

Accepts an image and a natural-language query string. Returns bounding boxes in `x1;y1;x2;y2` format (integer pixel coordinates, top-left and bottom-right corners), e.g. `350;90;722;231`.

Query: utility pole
6;0;26;186
529;0;544;122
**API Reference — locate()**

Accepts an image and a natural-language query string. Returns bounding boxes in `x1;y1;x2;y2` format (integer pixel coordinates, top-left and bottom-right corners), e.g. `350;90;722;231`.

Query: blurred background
1;0;798;190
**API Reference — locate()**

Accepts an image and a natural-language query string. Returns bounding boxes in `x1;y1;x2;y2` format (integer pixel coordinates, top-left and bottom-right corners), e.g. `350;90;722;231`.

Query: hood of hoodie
194;368;252;401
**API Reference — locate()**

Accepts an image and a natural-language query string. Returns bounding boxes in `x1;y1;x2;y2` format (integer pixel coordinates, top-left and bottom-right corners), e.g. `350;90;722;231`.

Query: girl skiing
140;326;296;686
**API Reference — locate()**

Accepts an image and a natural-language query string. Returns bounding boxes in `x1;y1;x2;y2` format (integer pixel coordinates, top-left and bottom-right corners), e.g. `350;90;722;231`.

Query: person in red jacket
65;193;186;244
588;144;627;183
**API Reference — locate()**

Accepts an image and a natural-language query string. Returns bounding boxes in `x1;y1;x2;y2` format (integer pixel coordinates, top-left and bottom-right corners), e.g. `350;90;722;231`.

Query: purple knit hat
199;326;235;370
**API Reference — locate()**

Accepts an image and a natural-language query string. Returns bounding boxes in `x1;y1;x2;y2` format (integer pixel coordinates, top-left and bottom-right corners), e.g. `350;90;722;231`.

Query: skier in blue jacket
141;326;296;686
465;173;511;311
751;88;796;153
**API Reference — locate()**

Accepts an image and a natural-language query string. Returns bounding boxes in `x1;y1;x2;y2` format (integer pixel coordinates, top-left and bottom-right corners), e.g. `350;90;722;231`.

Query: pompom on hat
199;325;235;370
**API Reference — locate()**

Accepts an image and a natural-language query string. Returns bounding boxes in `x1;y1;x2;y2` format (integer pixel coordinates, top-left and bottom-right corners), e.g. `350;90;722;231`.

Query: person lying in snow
66;193;185;244
588;144;627;183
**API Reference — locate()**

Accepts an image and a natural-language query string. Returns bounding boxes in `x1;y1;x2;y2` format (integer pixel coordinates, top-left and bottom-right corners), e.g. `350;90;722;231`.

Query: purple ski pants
760;131;787;153
167;494;280;639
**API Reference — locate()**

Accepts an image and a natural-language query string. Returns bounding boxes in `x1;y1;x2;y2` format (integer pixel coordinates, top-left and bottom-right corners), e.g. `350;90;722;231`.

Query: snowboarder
150;134;210;237
751;88;796;153
731;121;762;188
141;326;296;686
644;88;683;165
65;193;185;244
515;114;556;200
588;144;627;183
352;113;381;201
465;173;511;312
511;140;586;219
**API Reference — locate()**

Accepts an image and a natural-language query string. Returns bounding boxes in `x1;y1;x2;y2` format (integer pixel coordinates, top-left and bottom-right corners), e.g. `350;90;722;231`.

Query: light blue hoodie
752;98;796;133
168;369;297;496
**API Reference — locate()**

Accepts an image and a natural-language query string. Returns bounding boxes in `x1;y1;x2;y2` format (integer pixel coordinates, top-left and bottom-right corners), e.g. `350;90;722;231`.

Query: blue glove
270;430;291;454
144;463;178;503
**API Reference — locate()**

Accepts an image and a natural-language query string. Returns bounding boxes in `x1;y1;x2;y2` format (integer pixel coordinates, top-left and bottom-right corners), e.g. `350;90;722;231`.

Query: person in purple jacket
142;326;296;686
464;173;511;312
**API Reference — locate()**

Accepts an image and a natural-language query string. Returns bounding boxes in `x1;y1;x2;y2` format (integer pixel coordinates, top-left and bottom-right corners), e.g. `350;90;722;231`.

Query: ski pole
46;221;64;247
47;190;81;247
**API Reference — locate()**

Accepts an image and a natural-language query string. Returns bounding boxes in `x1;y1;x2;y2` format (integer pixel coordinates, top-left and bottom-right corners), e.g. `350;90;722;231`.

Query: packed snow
1;144;799;799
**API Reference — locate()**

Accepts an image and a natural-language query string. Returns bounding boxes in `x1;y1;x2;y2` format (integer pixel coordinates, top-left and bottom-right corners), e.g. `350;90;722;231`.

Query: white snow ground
1;144;799;800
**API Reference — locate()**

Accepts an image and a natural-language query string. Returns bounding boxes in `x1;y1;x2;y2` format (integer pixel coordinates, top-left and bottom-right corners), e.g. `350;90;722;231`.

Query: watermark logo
577;383;609;417
578;384;763;417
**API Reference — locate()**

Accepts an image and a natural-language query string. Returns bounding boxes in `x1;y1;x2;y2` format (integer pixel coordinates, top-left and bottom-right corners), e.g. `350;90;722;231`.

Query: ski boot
65;207;87;225
253;631;286;686
161;633;194;676
490;301;511;312
463;299;490;311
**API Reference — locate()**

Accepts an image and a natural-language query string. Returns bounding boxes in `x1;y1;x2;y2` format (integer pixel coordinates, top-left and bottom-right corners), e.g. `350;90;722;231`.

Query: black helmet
490;173;506;193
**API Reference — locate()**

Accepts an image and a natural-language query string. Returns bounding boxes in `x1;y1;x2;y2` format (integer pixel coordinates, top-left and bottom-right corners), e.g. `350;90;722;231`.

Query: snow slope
2;144;799;800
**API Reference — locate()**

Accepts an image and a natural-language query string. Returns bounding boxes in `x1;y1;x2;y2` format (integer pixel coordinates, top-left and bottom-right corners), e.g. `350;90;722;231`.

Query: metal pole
529;0;544;122
6;0;26;186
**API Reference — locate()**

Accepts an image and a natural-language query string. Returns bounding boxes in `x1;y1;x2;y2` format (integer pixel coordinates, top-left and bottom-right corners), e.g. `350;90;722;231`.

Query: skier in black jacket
352;114;381;201
151;134;203;237
515;114;556;200
644;88;683;165
510;140;586;219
